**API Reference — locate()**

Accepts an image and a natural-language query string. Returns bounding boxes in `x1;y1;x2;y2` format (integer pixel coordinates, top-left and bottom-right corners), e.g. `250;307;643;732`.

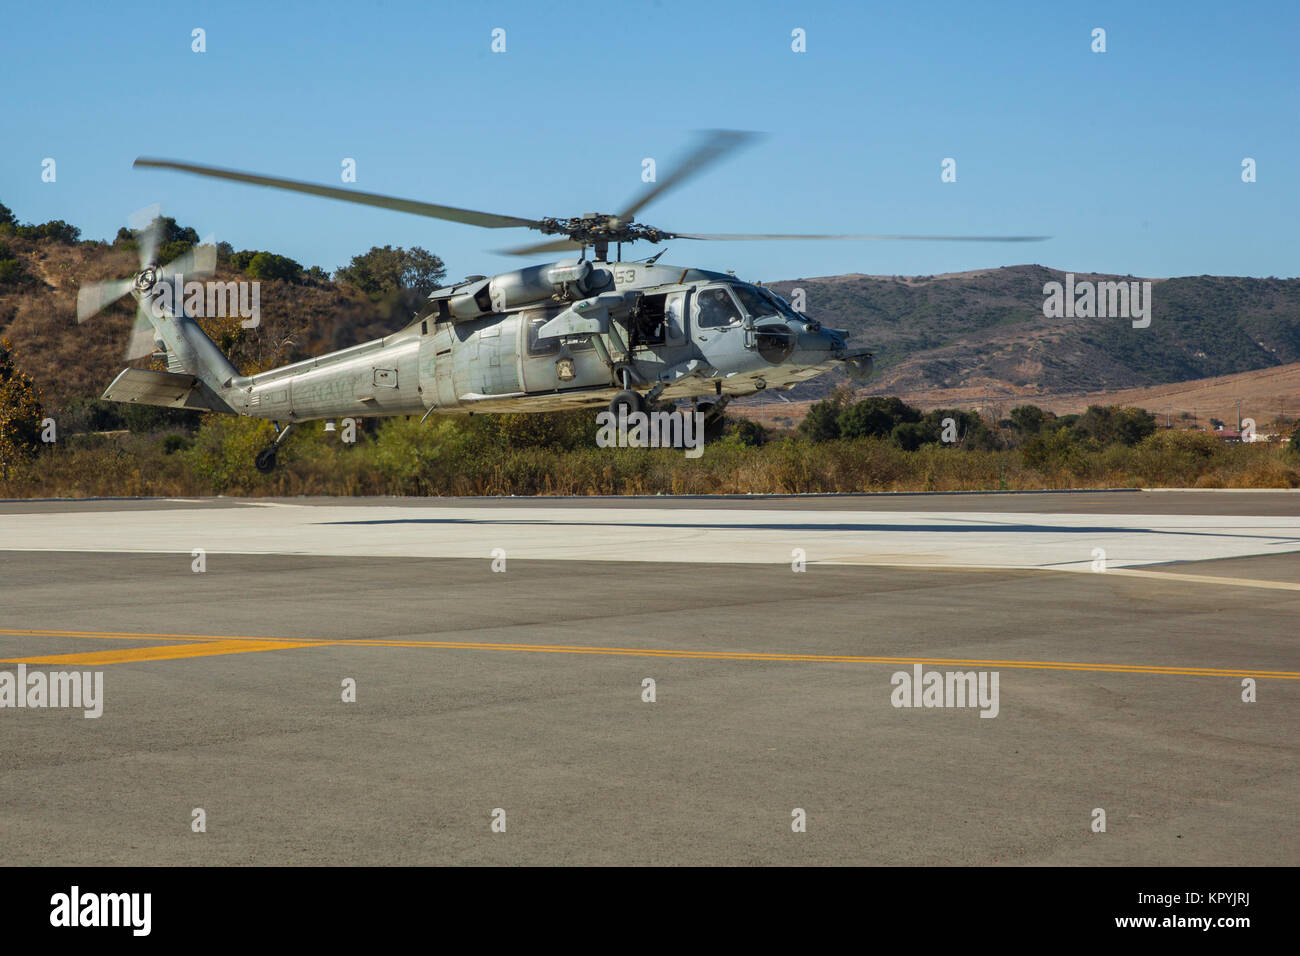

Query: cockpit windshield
756;286;804;320
730;283;779;321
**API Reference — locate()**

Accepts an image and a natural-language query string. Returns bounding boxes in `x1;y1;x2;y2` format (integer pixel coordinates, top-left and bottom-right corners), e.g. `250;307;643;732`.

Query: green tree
335;245;446;300
838;396;922;440
1072;405;1157;446
3;219;80;243
1022;426;1087;475
114;216;196;261
0;339;45;477
153;217;201;264
890;420;933;451
1009;405;1047;435
914;408;999;450
246;251;302;282
726;418;768;447
799;389;851;442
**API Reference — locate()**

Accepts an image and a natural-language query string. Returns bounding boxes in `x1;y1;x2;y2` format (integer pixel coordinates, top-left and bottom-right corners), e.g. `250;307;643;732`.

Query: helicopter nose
795;323;845;356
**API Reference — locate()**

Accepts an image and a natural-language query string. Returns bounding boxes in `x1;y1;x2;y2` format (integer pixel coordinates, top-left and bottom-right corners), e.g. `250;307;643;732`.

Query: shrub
838;396;922;440
247;251;302;282
1130;430;1221;484
0;339;45;477
162;433;193;454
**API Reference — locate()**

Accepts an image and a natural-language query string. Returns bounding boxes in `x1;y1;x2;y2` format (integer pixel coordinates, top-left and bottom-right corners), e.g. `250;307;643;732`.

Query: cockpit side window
695;287;743;329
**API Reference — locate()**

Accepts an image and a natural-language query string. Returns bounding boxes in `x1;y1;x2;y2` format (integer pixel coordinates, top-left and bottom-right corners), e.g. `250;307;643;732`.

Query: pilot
697;288;739;328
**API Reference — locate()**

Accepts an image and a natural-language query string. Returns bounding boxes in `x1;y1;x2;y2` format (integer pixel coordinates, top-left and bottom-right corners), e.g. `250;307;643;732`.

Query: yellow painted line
1100;568;1300;591
817;562;1300;592
317;638;1299;679
0;627;1294;679
2;639;336;666
0;627;285;643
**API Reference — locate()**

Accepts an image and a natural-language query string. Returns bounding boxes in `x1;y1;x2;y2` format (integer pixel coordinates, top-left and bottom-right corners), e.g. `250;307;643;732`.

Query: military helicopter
78;131;1046;471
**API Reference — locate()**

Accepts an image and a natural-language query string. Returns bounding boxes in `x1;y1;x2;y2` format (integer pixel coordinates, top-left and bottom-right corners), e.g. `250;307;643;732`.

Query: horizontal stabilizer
102;368;234;413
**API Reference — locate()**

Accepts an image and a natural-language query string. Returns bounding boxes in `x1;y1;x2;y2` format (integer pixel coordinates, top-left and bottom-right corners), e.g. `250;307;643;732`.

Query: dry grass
3;418;1297;499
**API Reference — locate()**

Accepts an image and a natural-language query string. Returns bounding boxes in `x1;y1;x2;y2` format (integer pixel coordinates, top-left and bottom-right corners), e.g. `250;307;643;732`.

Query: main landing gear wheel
609;389;644;417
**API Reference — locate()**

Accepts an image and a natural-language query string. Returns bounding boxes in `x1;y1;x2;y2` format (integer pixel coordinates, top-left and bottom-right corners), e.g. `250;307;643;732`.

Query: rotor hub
536;214;673;249
134;266;158;294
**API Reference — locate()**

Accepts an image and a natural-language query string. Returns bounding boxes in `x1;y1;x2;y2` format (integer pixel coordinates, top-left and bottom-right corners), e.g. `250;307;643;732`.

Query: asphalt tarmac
1;492;1296;865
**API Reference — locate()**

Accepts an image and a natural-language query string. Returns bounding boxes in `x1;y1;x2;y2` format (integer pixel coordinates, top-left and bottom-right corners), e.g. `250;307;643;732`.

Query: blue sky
3;0;1297;282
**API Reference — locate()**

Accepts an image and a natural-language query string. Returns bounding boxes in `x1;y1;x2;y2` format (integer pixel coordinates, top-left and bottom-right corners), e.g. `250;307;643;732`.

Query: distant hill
733;361;1300;435
4;214;1298;413
765;266;1300;399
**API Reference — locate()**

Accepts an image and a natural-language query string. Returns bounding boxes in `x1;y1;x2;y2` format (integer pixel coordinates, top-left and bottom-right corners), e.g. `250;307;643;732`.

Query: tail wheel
254;448;278;473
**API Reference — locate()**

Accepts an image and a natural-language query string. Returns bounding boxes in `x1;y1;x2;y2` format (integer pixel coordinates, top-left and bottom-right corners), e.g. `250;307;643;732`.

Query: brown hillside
734;362;1300;433
0;235;408;409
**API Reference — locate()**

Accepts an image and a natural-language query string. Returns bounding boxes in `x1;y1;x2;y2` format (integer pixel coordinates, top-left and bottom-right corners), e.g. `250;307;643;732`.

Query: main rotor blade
161;235;218;280
497;237;587;257
669;232;1052;242
617;130;761;222
135;158;543;230
77;277;135;323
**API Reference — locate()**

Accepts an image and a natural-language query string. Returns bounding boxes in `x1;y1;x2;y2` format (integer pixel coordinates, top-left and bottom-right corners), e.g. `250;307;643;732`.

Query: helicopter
77;131;1046;472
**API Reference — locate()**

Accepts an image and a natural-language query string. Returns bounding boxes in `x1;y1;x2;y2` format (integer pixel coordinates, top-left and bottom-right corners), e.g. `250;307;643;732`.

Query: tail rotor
76;204;217;360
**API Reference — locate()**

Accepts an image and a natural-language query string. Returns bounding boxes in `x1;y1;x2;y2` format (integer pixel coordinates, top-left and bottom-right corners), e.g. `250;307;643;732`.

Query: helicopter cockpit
696;282;801;364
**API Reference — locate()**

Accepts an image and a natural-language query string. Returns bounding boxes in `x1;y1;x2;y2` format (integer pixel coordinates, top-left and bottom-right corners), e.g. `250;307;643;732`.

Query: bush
247;251;302;282
162;433;193;454
181;416;276;493
0;339;45;477
1130;430;1222;484
799;393;846;442
1;219;80;243
54;397;201;436
0;258;26;286
1009;405;1047;435
1021;426;1089;476
724;417;767;447
1071;405;1157;447
890;420;932;451
838;396;922;440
